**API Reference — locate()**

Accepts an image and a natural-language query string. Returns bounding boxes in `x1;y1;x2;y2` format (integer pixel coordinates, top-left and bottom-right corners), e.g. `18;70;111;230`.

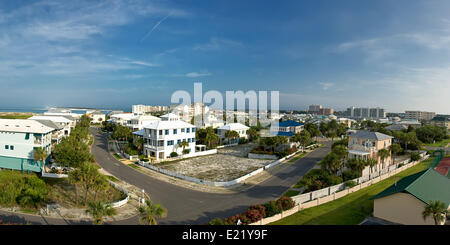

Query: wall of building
373;192;439;225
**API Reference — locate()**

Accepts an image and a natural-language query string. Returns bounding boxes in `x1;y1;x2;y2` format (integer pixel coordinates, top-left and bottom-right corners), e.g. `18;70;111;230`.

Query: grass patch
45;177;126;208
0;114;33;119
106;175;120;183
270;156;435;225
283;190;300;197
113;153;122;159
129;163;140;169
425;138;450;147
288;152;307;163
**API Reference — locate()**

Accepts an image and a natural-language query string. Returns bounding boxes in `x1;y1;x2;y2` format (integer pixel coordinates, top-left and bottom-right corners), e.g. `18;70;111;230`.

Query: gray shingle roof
385;124;408;131
34;120;63;130
350;130;393;140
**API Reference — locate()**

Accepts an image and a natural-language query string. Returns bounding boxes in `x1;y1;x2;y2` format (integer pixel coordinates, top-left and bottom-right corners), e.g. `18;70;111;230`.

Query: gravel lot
157;144;273;182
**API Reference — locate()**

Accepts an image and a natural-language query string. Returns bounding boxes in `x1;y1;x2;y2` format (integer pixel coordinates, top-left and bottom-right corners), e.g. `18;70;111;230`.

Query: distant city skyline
1;0;449;114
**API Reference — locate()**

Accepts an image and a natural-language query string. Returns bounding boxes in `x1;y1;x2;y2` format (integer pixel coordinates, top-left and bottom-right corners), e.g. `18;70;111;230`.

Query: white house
127;115;161;131
88;111;106;124
217;123;249;143
0;119;54;173
108;113;134;126
142;113;196;161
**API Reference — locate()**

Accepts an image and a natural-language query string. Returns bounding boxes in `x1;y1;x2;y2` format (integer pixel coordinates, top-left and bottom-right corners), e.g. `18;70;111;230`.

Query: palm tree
86;201;117;225
225;130;240;144
135;137;145;154
138;200;168;225
68;168;83;206
346;158;366;175
178;141;190;154
364;157;378;175
93;175;109;202
422;200;448;225
33;147;48;173
389;143;402;165
378;148;391;168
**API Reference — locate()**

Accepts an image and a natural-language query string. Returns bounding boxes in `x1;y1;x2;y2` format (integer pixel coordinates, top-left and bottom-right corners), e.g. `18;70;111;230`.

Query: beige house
372;168;450;225
348;131;393;176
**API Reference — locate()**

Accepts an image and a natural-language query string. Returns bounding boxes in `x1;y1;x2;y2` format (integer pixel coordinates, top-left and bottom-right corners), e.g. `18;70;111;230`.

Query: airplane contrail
140;13;171;42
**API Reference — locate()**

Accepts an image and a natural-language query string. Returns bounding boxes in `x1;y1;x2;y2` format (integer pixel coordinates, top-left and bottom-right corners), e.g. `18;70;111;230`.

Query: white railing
42;172;69;178
107;180;130;208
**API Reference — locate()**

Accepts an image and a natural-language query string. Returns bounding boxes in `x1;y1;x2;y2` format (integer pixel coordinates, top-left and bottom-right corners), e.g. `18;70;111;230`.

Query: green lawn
270;156;435;225
0;114;33;119
283;190;300;197
425;138;450;147
288;152;307;163
113;153;122;159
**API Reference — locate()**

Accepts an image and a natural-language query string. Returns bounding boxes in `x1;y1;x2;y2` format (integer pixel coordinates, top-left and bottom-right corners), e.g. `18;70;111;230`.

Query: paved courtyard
157;144;273;182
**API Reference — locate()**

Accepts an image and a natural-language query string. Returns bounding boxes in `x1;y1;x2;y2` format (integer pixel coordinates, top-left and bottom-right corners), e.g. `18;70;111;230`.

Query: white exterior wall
0;131;52;159
143;127;196;160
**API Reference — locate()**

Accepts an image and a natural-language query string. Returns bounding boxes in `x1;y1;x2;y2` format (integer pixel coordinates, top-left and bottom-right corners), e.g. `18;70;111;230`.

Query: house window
159;130;163;135
173;129;177;134
10;145;14;150
188;138;191;143
181;128;185;133
187;128;190;133
192;138;195;142
177;139;181;144
5;145;8;150
192;128;195;132
25;133;30;140
165;130;169;135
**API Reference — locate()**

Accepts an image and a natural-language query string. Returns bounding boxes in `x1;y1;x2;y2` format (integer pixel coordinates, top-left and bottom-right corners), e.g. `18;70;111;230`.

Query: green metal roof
371;168;450;207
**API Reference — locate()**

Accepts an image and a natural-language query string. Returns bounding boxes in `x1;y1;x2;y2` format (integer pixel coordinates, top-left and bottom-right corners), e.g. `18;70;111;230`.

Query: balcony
144;144;164;151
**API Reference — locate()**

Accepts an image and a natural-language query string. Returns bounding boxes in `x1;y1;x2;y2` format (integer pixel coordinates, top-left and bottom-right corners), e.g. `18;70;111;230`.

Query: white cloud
319;82;334;90
185;72;212;78
193;37;243;51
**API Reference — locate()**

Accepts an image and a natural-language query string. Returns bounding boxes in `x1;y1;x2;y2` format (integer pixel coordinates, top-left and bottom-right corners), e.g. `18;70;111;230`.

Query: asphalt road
0;129;331;225
89;128;331;225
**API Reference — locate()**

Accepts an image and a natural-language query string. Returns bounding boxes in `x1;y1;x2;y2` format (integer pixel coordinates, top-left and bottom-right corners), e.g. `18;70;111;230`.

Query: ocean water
0;107;48;114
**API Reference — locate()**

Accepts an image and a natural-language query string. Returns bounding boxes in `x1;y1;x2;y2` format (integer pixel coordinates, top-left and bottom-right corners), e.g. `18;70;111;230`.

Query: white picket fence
107;180;130;208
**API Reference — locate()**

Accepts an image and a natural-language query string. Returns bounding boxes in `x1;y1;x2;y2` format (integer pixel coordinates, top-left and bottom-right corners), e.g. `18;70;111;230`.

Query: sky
1;0;450;113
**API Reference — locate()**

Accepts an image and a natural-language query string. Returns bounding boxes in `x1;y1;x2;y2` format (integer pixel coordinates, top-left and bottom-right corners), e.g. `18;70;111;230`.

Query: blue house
0;119;54;173
270;120;304;137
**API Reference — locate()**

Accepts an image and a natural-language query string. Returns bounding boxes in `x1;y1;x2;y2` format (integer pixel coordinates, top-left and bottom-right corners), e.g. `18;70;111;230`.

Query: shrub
342;170;361;181
238;138;248;144
209;218;227;225
276;196;295;211
182;149;190;155
275;151;288;158
345;180;357;188
170;152;178;158
248;204;266;218
263;200;282;217
0;171;48;209
398;163;404;167
410;152;421;162
297;169;343;192
243;209;263;223
224;214;241;225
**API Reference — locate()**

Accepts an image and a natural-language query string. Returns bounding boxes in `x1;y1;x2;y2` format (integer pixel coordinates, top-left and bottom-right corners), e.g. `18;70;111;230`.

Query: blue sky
1;0;450;113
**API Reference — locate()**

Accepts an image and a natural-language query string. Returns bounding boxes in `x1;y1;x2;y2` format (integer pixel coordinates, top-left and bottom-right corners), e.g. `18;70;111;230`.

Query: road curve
90;128;331;225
